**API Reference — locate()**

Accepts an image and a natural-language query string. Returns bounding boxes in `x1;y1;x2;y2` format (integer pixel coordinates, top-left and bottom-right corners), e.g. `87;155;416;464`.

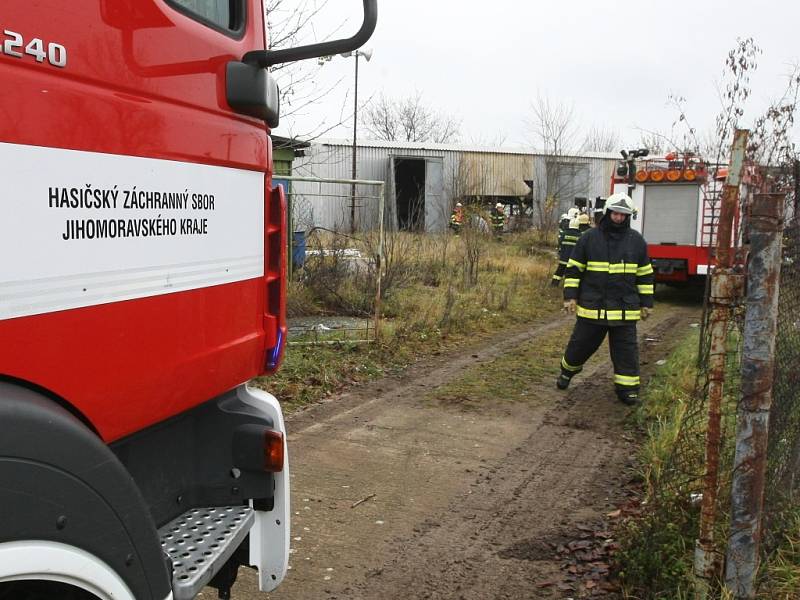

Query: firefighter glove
640;307;652;321
563;299;577;314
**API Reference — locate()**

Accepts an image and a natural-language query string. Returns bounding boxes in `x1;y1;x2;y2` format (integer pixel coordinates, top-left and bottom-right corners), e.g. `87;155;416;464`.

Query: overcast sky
274;0;800;151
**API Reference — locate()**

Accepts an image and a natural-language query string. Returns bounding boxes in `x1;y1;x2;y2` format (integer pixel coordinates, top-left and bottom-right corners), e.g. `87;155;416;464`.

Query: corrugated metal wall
291;140;616;233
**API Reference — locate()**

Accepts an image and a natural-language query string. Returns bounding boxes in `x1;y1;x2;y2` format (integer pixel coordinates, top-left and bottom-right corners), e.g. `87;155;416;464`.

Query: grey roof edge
312;137;619;160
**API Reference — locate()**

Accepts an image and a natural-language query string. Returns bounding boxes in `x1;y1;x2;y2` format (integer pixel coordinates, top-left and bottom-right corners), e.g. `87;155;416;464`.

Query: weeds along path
219;301;701;600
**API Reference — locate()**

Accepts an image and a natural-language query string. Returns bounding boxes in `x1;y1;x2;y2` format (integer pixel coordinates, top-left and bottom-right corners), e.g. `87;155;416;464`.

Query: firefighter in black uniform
491;202;506;238
555;193;655;405
551;209;581;287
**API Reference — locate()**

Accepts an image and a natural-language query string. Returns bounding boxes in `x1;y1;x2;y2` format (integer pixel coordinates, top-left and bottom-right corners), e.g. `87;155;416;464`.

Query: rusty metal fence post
694;129;749;598
724;193;786;599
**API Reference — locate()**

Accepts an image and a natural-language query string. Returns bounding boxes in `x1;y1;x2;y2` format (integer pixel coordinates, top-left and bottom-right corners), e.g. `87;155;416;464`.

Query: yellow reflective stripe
584;262;639;274
567;258;586;271
608;263;639;274
638;284;655;294
576;306;642;320
562;241;576;247
563;235;580;242
587;261;609;272
564;278;580;288
552;274;563;281
561;357;583;372
637;264;654;276
576;305;600;319
558;260;569;266
614;374;640;386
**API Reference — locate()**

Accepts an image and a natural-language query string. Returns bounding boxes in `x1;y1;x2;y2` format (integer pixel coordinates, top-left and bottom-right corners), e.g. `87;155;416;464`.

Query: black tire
0;581;99;600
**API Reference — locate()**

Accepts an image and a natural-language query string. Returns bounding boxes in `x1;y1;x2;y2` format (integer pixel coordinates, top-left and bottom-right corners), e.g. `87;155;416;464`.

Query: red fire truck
611;150;726;283
0;2;376;599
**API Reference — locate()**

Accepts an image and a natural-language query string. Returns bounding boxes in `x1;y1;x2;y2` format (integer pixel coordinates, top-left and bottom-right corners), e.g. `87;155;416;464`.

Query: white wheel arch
0;540;173;600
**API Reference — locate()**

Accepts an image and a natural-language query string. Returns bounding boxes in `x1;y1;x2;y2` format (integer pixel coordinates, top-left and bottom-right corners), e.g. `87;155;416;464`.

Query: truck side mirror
226;63;280;127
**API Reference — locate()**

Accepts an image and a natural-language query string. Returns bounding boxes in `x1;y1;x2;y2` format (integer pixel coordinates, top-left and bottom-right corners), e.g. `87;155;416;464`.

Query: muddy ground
207;298;701;600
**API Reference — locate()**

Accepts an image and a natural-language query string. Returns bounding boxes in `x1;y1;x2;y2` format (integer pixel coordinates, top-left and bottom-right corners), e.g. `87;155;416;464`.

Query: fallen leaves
553;521;622;597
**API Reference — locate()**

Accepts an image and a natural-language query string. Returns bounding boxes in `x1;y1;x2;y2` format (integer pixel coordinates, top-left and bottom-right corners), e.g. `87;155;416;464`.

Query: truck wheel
0;581;99;600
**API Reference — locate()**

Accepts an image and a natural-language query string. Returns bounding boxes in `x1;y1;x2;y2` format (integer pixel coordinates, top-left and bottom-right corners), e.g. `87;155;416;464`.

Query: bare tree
528;94;580;156
526;94;588;236
748;64;800;170
665;38;761;165
581;125;621;153
265;0;352;138
361;92;461;143
636;129;671;155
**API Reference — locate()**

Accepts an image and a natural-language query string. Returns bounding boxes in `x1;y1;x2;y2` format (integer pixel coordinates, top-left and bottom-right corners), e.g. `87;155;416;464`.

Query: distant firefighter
491;203;506;238
449;202;464;234
551;209;581;287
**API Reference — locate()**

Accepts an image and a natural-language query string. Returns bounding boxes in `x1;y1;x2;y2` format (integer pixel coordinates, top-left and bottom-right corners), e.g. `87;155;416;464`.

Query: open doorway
394;158;425;231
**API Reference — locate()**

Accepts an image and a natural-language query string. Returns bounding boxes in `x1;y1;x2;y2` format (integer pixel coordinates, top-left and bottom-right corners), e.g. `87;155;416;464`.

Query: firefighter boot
556;371;573;390
616;388;640;406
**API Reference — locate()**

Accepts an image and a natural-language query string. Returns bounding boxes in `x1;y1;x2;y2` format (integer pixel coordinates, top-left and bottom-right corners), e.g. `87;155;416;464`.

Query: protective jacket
449;209;464;231
491;209;505;231
557;217;570;250
563;215;654;324
558;222;581;264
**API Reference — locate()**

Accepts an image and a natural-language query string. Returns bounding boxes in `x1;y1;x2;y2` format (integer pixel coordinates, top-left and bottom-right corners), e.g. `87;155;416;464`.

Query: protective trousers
560;319;640;395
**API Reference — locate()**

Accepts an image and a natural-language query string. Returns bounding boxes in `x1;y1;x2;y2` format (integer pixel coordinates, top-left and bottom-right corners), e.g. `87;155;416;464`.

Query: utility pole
350;52;359;233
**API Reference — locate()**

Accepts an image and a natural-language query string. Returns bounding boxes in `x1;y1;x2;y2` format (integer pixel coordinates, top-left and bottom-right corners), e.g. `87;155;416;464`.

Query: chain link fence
764;219;800;545
281;176;386;344
622;134;800;597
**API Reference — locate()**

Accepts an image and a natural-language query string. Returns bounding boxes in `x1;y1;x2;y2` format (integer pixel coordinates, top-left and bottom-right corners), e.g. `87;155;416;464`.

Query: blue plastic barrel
292;231;306;269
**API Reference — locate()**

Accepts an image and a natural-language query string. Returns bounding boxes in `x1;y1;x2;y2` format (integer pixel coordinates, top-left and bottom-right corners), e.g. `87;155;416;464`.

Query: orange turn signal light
635;170;649;182
666;169;682;182
264;430;285;472
649;169;665;182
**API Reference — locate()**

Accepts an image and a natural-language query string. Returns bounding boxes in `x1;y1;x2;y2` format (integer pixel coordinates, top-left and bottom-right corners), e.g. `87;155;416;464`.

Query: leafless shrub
300;229;373;315
460;216;486;289
361;229;420;300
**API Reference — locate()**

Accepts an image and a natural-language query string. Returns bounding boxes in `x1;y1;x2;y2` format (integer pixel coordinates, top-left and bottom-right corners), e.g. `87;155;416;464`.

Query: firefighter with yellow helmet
576;212;591;233
556;193;654;405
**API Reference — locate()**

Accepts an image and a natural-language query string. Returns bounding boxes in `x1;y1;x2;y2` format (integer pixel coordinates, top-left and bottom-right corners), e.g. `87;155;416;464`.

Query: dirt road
211;300;701;599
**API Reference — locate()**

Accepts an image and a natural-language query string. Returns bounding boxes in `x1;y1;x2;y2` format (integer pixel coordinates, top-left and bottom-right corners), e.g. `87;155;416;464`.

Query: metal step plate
158;506;254;600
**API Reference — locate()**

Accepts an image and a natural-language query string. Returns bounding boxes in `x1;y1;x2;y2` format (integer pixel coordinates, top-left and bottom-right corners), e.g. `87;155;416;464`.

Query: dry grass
426;320;573;410
256;231;561;409
760;509;800;598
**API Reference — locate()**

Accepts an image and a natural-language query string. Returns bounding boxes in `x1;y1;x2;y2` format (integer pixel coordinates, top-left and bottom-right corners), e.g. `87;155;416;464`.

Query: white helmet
455;202;463;208
567;207;580;219
495;202;503;209
560;213;569;221
605;193;635;215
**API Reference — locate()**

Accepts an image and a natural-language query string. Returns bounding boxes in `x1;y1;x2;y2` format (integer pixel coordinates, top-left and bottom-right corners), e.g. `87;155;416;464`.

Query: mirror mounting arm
242;0;377;67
